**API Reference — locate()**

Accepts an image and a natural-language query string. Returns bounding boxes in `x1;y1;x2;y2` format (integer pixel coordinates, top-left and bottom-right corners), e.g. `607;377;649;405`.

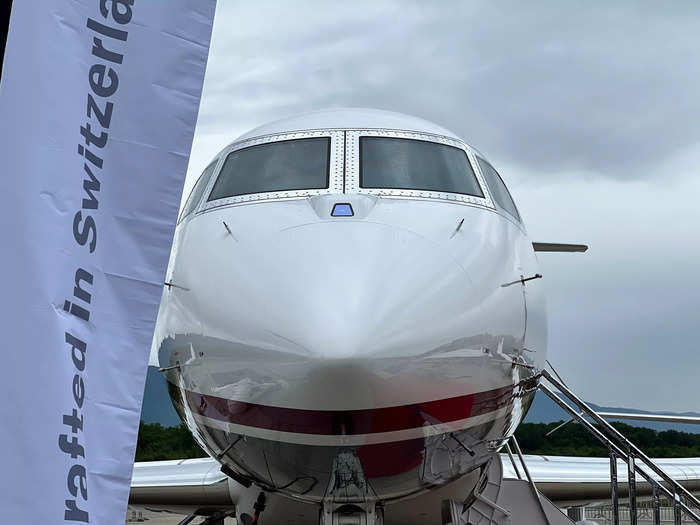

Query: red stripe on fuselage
184;381;524;435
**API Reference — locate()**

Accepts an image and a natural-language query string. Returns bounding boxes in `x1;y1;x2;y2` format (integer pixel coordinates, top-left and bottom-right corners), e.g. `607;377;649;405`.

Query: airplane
134;108;699;525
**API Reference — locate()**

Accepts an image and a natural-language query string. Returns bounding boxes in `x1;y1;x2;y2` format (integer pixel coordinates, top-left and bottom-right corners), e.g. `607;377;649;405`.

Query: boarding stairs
444;437;574;525
443;366;700;525
537;367;700;525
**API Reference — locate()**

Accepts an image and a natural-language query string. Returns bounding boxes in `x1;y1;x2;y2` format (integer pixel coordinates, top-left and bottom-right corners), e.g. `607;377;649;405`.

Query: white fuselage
153;109;547;514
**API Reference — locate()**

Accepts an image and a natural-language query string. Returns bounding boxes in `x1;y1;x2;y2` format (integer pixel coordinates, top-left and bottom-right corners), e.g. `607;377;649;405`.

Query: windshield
360;137;483;197
476;157;520;222
208;137;330;200
179;160;218;222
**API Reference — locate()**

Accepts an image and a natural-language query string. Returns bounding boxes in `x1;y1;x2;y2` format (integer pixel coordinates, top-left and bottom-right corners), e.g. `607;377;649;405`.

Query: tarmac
125;508;236;524
125;506;698;524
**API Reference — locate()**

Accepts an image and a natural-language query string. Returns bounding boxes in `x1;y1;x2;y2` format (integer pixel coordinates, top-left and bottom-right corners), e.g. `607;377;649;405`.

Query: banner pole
0;0;13;83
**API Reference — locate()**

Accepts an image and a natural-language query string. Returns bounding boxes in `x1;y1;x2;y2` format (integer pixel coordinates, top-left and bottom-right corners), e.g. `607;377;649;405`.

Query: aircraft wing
501;455;700;506
130;455;700;512
598;412;700;425
129;458;239;514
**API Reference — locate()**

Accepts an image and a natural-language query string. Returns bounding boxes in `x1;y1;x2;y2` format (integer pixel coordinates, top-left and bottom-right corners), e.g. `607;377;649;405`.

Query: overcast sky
183;1;700;412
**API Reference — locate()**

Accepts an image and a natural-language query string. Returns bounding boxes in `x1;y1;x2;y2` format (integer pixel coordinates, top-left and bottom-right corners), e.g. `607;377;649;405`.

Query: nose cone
207;220;482;361
168;207;522;410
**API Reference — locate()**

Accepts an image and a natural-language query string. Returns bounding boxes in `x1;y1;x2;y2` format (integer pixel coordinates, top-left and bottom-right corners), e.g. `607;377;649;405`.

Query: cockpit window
179;160;218;222
208;137;330;200
360;137;484;197
476;157;520;222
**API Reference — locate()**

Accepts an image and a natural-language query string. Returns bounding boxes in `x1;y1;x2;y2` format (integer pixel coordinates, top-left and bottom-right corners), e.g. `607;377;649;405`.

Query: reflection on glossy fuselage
154;110;547;506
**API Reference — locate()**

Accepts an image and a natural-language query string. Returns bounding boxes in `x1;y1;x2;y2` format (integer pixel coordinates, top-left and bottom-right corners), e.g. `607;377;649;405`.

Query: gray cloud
514;175;700;411
192;1;700;180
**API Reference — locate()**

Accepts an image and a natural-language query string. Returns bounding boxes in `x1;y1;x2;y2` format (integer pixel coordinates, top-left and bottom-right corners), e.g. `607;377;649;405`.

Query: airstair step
448;455;574;525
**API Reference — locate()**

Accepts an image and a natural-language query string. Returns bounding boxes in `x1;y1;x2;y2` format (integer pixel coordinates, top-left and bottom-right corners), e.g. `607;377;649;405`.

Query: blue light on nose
331;203;354;217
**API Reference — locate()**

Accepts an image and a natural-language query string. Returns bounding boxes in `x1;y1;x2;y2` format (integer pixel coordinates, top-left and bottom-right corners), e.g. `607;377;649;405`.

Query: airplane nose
226;220;481;361
181;215;496;412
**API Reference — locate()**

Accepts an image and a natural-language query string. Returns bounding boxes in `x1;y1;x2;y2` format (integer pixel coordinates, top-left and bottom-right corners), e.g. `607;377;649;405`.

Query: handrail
504;442;522;480
539;368;700;524
510;435;551;524
540;384;693;525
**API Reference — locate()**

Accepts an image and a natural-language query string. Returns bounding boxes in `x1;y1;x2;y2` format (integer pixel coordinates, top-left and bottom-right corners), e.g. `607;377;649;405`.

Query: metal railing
505;435;552;524
588;503;700;524
125;508;145;522
539;368;700;525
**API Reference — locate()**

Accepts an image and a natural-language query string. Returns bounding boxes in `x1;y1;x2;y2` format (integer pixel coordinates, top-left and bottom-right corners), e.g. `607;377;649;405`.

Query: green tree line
135;420;700;462
136;421;208;461
515;421;700;457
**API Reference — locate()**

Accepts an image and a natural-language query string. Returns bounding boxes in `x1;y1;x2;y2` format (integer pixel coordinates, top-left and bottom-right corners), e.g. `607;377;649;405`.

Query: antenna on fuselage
532;242;588;252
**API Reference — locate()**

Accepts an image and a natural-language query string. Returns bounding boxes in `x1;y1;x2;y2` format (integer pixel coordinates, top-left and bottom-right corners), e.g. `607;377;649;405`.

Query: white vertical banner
0;1;216;523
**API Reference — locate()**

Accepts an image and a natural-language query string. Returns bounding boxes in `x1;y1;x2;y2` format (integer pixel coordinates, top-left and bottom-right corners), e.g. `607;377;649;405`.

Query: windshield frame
200;130;344;211
345;130;494;209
